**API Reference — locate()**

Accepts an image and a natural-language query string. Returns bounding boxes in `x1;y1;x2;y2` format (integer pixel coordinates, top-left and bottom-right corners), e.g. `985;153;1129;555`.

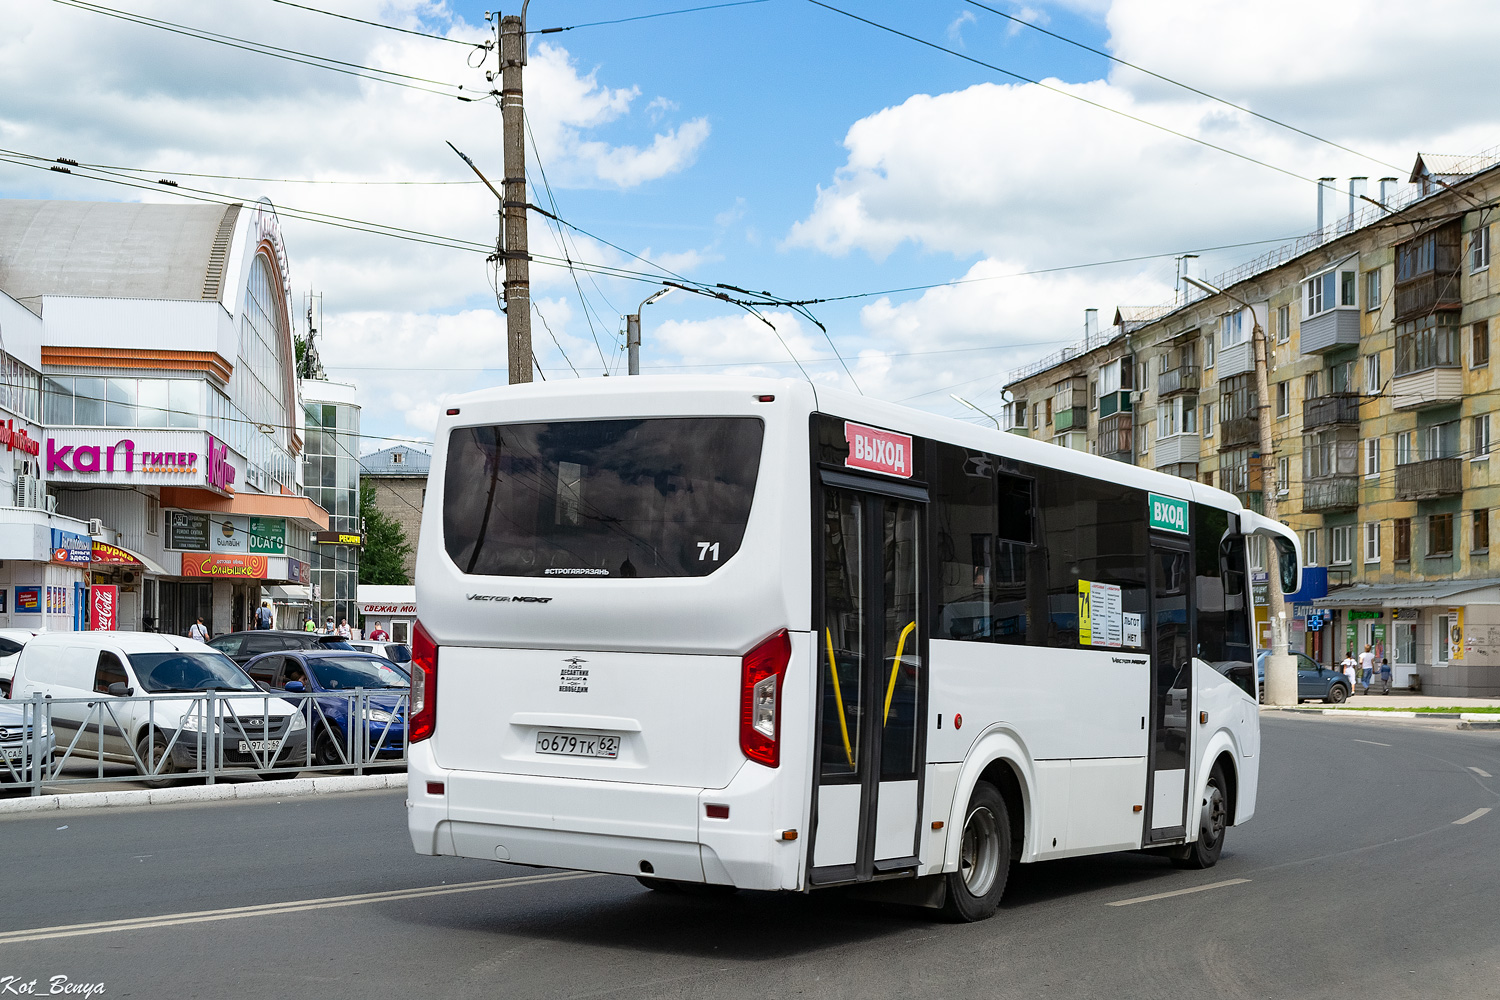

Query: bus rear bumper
406;744;801;890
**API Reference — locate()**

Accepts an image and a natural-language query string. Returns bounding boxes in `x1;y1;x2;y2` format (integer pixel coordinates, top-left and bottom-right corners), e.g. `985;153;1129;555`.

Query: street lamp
1184;274;1296;707
950;393;1001;430
626;287;673;375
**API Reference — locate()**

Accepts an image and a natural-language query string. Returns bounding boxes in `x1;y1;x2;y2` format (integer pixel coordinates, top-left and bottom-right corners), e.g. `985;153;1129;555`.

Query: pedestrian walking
1358;644;1376;694
187;617;209;643
1341;650;1358;693
1379;657;1393;695
336;618;353;639
254;600;274;630
322;616;334;634
303;616;316;632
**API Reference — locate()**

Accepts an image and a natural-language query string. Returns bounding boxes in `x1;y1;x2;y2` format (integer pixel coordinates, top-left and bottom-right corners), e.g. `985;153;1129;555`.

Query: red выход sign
844;422;913;479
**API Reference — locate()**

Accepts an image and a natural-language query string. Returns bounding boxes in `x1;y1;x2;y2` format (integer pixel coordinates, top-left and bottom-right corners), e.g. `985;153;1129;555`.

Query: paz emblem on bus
844;422;914;479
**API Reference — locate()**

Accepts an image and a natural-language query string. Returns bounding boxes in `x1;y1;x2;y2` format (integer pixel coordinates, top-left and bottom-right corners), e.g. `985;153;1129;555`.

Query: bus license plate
535;731;620;759
239;740;282;753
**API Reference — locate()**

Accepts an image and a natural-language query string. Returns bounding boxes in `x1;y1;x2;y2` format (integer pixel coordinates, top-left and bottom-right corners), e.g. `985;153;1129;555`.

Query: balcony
1235;491;1264;514
1098;413;1132;462
1303;393;1360;431
1394;272;1462;322
1053;406;1088;432
1394;457;1462;500
1098;389;1133;418
1300;309;1361;354
1219;415;1259;450
1157;366;1201;397
1153;432;1200;469
1389;368;1464;411
1302;475;1359;513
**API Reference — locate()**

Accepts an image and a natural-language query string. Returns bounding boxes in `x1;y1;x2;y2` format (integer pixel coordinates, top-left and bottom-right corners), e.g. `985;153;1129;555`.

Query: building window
1090;380;1099;410
1219;309;1248;349
1202;470;1214;487
1394;312;1462;376
1425;420;1459;459
1276;304;1290;344
1303;372;1319;402
1303;268;1357;318
1204;334;1215;368
1157;395;1198;437
146;495;159;535
1474;320;1490;368
1475;414;1491;458
1304;529;1319;566
1364;353;1381;394
1275;381;1290;418
1427;512;1454;556
1277;455;1290;494
391;451;406;465
1220;374;1257;421
1395;431;1413;466
1202;403;1214;437
1397;232;1437;281
1304;428;1358;479
1474;509;1490;553
1248;535;1266;572
1032;403;1040;430
1473;224;1491;273
1394;518;1411;562
1365;269;1381;312
1435;613;1452;664
1331;525;1353;565
1364;522;1380;564
1364;437;1381;478
1221;448;1251;493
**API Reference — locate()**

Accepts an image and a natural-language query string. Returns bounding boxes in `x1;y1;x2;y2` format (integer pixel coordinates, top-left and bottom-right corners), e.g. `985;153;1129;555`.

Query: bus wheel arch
1213;749;1239;827
976;758;1025;862
944;733;1033;870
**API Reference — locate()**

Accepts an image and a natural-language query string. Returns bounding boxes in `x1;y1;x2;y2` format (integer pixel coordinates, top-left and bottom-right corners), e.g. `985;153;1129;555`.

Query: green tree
358;478;413;586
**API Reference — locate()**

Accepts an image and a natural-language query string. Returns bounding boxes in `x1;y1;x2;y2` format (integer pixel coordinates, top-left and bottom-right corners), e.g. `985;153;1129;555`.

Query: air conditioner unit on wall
14;475;38;509
45;495;57;514
87;518;105;537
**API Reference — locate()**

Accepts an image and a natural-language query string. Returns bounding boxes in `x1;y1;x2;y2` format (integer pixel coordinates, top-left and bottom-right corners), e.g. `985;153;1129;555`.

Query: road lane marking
1354;739;1391;747
0;871;607;946
1469;767;1492;778
1106;878;1250;907
1453;808;1492;826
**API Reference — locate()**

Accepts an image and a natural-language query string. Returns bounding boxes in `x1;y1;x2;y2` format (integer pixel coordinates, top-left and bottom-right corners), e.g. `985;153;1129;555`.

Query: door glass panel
821;490;864;778
1152;549;1191;784
881;500;921;779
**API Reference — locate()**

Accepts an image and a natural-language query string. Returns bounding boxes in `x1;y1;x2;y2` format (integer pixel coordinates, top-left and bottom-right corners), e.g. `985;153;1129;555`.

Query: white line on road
0;871;607;946
1353;739;1392;747
1106;878;1251;907
1453;807;1492;826
1469;767;1493;778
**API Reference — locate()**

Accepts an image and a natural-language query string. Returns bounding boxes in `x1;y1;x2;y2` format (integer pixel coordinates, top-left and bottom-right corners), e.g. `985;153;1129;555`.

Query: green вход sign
1148;493;1189;535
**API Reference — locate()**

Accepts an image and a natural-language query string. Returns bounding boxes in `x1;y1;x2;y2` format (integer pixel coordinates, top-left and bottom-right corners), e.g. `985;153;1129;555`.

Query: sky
3;0;1499;453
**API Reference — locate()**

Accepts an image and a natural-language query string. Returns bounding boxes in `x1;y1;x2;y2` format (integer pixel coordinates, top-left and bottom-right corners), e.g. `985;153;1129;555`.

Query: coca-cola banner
90;585;119;631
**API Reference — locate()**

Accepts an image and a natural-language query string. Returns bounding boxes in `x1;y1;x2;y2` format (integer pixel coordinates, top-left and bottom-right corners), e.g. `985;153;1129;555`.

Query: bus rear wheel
940;780;1010;922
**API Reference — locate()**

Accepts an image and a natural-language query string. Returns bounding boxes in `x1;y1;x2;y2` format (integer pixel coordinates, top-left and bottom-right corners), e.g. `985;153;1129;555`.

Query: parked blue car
241;650;409;767
1256;650;1352;703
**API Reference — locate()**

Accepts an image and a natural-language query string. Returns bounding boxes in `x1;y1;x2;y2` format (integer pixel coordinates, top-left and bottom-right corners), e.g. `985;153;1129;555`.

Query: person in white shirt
188;617;209;643
1341;651;1358;693
1358;644;1377;694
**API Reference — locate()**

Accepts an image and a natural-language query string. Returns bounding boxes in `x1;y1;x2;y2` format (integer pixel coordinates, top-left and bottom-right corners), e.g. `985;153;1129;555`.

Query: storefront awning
263;584;311;602
93;541;172;577
1313;579;1500;609
158;487;330;530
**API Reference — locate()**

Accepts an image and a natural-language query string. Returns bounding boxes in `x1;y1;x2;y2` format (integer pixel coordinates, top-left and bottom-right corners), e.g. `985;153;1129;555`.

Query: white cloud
947;11;978;45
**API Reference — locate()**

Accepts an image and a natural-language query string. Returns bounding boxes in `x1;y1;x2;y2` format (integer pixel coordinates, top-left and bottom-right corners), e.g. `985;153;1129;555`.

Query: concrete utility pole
625;288;673;375
498;9;531;384
1186;276;1297;706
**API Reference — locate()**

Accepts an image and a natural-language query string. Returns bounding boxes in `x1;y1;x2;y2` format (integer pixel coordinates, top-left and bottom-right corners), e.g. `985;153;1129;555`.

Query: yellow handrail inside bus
824;628;855;770
884;621;917;724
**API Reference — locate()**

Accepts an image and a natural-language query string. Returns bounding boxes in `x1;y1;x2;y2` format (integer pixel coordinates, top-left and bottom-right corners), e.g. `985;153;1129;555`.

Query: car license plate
535;731;619;758
238;740;282;752
1;747;24;761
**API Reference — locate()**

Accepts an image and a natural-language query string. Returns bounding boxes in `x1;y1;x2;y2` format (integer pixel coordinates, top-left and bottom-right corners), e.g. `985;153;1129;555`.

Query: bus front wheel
1171;763;1228;870
940;781;1011;922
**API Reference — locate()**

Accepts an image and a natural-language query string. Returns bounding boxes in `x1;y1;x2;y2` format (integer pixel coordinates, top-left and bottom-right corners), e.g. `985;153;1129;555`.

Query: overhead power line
264;0;481;47
47;0;483;103
537;0;770;34
961;0;1407;175
806;0;1360;200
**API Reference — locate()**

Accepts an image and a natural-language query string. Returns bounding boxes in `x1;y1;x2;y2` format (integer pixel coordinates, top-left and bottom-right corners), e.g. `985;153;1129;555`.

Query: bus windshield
443;417;765;579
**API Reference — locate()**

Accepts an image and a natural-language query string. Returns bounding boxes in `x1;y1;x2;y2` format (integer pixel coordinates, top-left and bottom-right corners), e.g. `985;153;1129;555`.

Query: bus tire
940;780;1010;922
1171;763;1228;870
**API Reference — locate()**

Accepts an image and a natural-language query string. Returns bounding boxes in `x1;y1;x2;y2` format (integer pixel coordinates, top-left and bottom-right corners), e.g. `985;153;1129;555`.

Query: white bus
406;376;1297;921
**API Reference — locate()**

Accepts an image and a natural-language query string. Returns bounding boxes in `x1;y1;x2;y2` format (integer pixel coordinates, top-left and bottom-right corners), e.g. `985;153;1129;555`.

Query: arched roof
0;200;241;314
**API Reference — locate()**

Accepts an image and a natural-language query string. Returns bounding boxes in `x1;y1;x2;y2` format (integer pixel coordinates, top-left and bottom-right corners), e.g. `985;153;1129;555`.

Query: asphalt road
2;714;1498;1000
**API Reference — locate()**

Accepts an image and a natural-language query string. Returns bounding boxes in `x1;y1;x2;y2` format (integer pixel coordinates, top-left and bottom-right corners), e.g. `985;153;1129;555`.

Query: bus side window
933;444;996;641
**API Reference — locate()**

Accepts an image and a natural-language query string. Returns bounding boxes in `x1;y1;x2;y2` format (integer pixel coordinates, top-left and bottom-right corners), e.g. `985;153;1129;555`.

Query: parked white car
347;640;411;668
9;632;308;782
0;628;45;698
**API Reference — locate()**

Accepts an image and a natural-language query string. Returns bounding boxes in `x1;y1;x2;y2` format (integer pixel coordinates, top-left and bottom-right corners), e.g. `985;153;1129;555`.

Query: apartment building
1003;150;1500;697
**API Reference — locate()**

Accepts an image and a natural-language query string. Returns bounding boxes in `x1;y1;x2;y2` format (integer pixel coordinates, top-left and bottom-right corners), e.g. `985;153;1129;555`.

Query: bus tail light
740;629;791;767
410;620;438;743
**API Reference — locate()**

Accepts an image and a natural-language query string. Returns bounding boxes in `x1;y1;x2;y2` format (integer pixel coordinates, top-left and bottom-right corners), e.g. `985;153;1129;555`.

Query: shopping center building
0;198;328;635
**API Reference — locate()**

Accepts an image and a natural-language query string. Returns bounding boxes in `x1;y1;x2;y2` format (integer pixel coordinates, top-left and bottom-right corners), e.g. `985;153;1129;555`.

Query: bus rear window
443;417;765;578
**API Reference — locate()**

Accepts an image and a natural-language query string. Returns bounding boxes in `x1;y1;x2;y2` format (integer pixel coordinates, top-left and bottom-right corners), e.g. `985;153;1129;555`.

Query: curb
0;773;404;816
1263;706;1500;728
1458;720;1500;730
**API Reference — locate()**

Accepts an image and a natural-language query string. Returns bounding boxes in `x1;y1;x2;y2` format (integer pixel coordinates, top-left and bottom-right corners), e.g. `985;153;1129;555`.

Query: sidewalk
1332;693;1500;710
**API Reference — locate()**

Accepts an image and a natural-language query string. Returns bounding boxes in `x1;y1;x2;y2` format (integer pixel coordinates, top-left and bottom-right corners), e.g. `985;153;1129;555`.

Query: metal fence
0;688;408;795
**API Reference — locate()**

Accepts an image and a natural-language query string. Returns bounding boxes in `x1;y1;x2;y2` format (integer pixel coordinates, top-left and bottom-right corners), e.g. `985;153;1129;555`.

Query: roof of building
360;445;431;476
1313;579;1500;609
1408;151;1500;182
0;200;242;314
